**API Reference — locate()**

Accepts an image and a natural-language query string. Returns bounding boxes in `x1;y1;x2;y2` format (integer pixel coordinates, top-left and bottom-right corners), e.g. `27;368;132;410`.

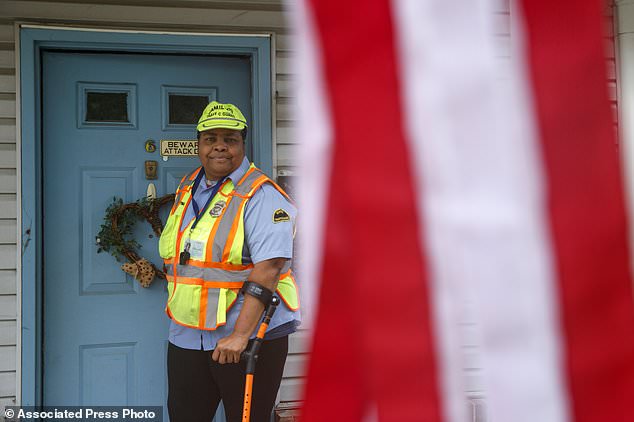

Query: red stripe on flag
519;1;634;420
300;1;443;421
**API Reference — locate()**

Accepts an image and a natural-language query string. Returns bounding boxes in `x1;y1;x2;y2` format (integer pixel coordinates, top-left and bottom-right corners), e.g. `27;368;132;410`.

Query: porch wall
0;13;18;415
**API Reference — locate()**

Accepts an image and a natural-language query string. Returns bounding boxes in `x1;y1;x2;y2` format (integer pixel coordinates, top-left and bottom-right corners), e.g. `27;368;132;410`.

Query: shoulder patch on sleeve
273;208;291;223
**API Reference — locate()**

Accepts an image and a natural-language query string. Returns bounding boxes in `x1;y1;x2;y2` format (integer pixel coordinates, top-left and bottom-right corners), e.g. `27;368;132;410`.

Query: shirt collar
198;156;250;190
227;156;251;184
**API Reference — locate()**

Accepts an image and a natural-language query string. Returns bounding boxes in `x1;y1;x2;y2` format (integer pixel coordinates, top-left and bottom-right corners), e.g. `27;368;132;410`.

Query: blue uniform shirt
168;157;300;350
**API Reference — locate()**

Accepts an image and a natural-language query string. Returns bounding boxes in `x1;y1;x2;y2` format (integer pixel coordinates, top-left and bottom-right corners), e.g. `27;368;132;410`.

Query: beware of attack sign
160;140;198;156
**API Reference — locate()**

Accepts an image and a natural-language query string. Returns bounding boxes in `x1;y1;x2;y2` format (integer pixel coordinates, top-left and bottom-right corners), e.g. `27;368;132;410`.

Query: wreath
96;194;175;287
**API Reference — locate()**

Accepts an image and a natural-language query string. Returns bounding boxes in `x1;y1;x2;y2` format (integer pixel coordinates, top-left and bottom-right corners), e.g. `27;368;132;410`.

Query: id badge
189;240;205;260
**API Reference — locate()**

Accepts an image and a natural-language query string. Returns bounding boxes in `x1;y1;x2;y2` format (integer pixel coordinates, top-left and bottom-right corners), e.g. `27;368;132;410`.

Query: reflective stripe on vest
210;167;266;262
159;164;299;330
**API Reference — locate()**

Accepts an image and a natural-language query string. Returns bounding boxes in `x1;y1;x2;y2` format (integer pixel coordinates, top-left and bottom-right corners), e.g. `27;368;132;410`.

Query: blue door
42;51;251;419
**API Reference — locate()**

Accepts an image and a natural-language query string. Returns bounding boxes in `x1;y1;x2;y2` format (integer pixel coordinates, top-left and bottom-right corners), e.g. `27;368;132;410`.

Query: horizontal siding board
276;33;292;52
282;354;306;379
0;220;16;244
275;77;294;99
0;123;16;143
0;320;17;346
0;295;16;319
0;99;15;118
0;245;16;270
0;75;16;94
276;144;296;167
276;101;294;122
0;372;16;397
0;270;16;295
279;377;303;403
276;53;292;76
0;346;16;371
276;125;294;145
0;51;14;69
288;330;310;354
0;25;14;43
2;1;286;29
0;396;16;409
0;144;16;168
0;169;16;194
0;397;17;422
0;195;16;219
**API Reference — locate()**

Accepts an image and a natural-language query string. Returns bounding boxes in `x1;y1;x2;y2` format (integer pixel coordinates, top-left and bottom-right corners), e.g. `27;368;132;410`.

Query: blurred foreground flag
291;0;634;421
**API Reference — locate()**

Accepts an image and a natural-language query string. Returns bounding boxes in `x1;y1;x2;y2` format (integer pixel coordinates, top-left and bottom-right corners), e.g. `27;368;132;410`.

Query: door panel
42;51;251;420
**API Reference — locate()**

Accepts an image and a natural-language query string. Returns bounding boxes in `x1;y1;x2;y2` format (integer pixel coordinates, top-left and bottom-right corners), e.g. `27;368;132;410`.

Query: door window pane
78;82;137;129
85;92;129;122
161;86;216;131
168;95;209;125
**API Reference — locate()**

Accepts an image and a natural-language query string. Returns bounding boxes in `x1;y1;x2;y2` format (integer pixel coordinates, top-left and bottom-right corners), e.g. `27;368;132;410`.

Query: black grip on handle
240;296;281;373
264;296;280;320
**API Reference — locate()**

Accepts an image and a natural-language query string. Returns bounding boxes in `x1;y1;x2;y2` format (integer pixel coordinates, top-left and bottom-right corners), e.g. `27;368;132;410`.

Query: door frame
18;24;274;406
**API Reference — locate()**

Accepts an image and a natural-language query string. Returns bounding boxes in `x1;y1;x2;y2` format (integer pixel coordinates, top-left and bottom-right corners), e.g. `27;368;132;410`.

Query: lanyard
180;169;228;264
189;169;227;232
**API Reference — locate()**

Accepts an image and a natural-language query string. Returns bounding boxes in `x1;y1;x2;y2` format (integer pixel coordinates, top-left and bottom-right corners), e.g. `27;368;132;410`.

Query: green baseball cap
196;101;248;132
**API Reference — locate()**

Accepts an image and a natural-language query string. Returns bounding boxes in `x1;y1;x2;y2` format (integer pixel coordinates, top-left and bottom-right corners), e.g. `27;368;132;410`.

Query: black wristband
241;281;273;306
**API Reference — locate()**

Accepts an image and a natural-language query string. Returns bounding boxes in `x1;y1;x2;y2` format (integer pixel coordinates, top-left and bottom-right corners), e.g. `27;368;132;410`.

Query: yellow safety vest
159;164;299;330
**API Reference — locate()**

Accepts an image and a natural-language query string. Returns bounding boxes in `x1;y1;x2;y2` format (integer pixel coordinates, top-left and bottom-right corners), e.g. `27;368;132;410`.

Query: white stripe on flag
392;1;570;421
474;3;571;420
390;3;482;422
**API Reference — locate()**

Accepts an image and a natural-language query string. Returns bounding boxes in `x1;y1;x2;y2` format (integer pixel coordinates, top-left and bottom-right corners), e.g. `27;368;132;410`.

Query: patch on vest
209;200;227;218
273;208;290;223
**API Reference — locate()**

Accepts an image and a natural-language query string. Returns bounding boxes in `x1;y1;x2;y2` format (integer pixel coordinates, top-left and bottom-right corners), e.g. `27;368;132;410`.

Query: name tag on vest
189;240;205;260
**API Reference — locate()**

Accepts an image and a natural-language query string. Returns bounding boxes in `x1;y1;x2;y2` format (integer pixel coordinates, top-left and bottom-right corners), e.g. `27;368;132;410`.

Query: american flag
291;0;634;421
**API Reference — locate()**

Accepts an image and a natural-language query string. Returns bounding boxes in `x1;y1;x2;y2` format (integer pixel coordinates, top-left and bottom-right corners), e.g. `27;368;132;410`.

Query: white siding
0;320;17;345
0;373;16;400
0;15;17;417
0;195;16;219
280;329;310;402
0;347;16;372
